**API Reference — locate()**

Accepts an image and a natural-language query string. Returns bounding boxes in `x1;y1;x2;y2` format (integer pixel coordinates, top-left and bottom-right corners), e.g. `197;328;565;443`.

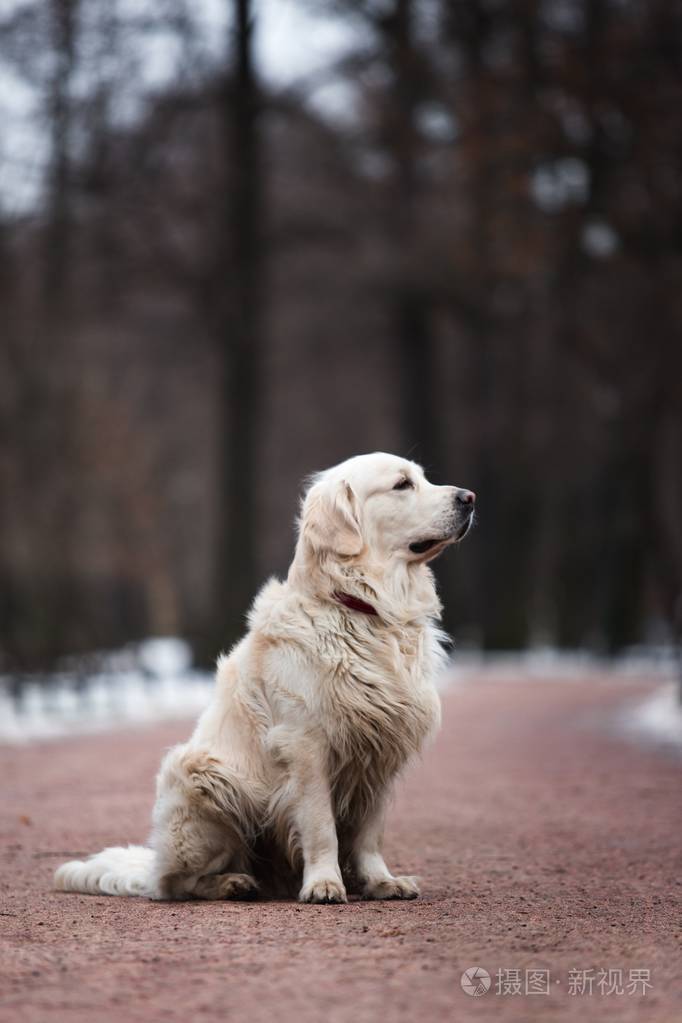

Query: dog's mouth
409;537;445;555
409;514;473;558
454;514;474;541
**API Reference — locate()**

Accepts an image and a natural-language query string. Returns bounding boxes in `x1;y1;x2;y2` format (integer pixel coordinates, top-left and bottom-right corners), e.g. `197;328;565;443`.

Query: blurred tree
383;0;439;467
212;0;265;654
44;0;77;311
1;0;680;675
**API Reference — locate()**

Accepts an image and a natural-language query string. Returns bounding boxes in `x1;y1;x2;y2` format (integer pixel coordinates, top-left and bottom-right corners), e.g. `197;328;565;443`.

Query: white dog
55;453;475;903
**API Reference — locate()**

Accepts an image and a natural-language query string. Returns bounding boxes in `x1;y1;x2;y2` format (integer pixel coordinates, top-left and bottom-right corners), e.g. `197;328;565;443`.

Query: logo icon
461;966;491;997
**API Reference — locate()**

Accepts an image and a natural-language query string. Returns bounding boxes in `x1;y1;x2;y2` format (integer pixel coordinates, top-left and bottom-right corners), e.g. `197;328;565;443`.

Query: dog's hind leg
150;745;263;900
191;871;258;900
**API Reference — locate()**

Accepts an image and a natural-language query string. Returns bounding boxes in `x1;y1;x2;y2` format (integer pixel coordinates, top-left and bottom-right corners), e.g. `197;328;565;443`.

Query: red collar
333;591;379;616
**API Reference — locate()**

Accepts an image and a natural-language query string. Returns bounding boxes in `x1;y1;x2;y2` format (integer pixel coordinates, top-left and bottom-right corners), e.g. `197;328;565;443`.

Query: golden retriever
55;452;475;903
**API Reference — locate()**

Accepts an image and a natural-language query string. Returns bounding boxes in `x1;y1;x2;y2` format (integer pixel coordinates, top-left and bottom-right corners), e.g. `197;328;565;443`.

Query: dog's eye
393;478;413;491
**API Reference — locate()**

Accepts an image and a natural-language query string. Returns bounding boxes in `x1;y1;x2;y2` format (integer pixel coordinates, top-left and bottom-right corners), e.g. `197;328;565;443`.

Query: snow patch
0;638;212;745
619;684;682;750
449;646;678;684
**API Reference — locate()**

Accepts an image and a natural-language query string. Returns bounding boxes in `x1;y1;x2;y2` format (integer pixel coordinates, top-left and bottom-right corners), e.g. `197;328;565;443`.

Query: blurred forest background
1;0;681;677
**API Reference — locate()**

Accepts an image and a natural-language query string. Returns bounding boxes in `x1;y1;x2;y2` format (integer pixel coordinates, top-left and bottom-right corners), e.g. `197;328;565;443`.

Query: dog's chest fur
250;579;443;819
316;618;441;819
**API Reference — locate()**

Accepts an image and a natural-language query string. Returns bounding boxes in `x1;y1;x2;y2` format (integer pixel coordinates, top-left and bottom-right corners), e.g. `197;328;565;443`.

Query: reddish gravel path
1;675;680;1023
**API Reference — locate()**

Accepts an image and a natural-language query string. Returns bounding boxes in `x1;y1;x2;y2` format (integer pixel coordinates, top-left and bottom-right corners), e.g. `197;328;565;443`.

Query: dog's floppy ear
301;478;363;557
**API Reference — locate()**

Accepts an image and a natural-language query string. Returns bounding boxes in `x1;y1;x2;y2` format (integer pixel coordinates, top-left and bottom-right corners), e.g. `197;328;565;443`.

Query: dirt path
1;674;680;1023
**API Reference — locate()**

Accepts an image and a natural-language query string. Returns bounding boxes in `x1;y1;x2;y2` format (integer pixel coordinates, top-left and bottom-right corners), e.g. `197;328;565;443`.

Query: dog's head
297;452;475;566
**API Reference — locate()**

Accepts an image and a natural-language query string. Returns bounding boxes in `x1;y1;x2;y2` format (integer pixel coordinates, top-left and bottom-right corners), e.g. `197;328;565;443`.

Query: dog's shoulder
247;576;288;629
246;576;319;646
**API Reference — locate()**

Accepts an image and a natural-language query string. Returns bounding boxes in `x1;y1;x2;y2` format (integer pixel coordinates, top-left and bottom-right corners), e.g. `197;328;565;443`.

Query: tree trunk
212;0;264;655
389;0;433;458
45;0;77;313
386;0;458;632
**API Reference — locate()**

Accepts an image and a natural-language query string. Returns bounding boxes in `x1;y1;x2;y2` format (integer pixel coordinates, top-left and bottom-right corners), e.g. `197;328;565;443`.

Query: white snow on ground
0;638;213;745
1;640;680;747
449;647;682;750
617;683;682;750
449;645;679;684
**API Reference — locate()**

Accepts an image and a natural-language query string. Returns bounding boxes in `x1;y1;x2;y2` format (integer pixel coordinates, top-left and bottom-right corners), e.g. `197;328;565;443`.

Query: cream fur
55;452;473;903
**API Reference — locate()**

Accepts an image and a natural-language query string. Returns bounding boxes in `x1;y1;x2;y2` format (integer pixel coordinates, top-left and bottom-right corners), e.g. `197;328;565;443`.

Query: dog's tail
54;845;156;897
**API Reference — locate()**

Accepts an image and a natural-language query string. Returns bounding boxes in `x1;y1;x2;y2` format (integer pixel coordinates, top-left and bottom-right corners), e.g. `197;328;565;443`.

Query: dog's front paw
363;875;420;900
299;878;348;904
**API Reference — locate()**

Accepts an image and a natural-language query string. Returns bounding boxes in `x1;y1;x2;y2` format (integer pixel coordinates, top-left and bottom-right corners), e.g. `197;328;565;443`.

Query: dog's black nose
455;489;476;507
